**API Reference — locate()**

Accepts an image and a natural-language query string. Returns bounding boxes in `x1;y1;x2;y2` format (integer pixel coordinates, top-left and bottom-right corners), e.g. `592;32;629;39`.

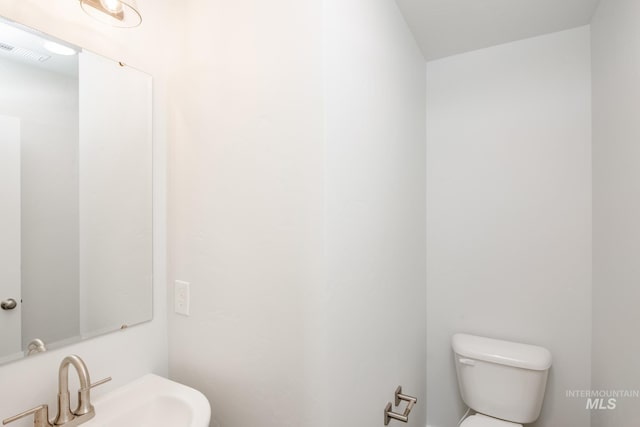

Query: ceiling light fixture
79;0;142;28
101;0;124;13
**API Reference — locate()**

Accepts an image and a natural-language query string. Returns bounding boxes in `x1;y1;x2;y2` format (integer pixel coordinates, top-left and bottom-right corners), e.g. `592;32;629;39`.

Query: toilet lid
460;414;522;427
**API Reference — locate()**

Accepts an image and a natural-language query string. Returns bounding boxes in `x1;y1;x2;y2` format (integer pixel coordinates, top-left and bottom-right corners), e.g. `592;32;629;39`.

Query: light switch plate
174;280;190;316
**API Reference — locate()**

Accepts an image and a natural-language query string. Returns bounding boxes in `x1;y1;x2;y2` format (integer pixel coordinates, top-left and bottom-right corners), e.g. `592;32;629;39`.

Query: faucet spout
54;355;92;425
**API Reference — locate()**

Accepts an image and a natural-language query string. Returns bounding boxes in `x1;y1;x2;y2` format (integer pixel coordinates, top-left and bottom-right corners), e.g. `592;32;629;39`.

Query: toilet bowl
460;414;521;427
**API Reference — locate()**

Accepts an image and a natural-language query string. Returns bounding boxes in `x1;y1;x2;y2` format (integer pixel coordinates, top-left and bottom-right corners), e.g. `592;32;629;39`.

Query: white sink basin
84;374;210;427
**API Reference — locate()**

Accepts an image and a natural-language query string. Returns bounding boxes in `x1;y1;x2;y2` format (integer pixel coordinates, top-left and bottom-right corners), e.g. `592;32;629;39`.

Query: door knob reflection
1;298;17;310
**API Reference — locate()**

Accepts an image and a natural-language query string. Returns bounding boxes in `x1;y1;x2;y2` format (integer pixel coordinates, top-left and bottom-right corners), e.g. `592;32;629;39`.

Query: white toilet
452;334;552;427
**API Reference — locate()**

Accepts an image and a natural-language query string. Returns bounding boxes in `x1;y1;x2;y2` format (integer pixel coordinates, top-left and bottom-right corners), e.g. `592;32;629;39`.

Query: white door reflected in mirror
0;115;22;362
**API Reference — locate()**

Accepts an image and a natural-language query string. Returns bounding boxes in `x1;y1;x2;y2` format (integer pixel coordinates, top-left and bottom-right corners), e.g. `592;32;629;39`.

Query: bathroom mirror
0;16;152;365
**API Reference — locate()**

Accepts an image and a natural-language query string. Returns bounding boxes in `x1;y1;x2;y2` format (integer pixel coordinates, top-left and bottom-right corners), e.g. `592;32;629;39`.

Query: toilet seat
460;414;522;427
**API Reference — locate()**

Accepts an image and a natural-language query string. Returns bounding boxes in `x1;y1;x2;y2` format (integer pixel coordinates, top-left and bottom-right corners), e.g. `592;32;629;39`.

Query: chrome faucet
2;355;111;427
55;355;94;425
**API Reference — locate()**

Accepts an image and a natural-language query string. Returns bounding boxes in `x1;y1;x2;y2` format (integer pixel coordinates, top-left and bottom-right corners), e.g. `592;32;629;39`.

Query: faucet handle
74;377;112;416
90;377;112;389
3;404;53;427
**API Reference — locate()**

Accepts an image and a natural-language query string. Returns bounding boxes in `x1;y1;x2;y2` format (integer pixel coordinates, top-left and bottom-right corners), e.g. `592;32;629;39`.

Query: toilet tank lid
452;334;552;371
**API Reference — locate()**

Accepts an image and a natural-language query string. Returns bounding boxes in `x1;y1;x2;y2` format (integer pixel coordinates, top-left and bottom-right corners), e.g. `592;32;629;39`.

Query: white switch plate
174;280;190;316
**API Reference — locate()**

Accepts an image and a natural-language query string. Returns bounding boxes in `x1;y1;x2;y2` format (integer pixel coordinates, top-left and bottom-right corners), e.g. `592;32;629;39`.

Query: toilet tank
452;334;552;424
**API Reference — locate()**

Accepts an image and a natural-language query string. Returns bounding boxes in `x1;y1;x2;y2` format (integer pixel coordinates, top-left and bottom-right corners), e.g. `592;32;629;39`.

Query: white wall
322;0;426;425
0;1;172;424
168;1;324;426
426;27;592;427
168;0;425;426
0;58;79;349
591;0;640;425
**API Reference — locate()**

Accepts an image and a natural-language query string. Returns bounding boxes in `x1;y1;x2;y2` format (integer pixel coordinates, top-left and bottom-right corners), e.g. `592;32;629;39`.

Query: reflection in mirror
0;17;152;365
